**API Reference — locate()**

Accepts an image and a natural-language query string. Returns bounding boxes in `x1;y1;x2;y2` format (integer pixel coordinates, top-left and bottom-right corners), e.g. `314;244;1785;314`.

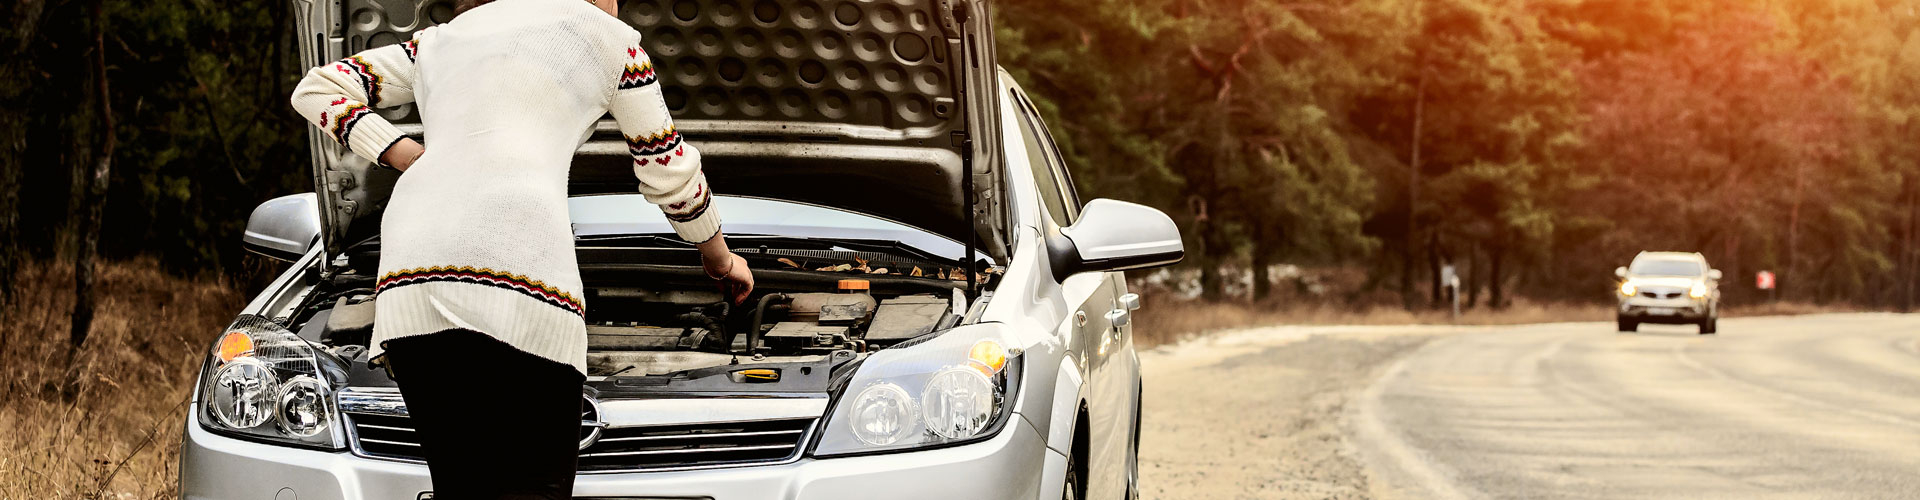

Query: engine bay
287;249;972;387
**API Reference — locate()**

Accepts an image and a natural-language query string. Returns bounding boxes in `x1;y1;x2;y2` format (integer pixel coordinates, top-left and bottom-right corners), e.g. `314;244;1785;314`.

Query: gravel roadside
1136;326;1447;500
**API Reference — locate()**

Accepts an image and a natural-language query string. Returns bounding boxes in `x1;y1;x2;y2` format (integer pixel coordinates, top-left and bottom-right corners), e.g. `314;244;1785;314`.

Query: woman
289;0;752;497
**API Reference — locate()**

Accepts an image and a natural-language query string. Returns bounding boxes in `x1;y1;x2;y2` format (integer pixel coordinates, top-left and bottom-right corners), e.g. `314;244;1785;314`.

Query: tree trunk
1251;251;1271;301
1251;226;1272;301
0;114;17;307
1466;244;1482;309
1197;222;1225;302
70;0;115;361
1785;159;1805;302
1401;68;1426;310
1489;244;1507;309
1905;173;1918;312
1426;231;1442;307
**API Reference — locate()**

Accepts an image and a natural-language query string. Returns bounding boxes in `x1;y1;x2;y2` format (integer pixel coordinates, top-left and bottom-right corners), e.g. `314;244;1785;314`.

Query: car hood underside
293;0;1007;258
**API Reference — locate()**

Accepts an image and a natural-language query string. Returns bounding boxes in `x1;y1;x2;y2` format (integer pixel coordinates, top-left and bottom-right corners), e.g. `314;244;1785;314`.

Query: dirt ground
1136;325;1452;500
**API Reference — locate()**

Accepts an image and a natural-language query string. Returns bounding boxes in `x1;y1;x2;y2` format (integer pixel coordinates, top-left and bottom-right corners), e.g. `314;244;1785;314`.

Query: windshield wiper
575;233;958;267
723;235;959;266
573;234;696;248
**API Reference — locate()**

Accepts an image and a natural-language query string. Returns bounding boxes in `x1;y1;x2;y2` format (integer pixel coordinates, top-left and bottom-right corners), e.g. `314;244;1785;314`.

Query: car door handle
1119;293;1141;311
1105;309;1130;329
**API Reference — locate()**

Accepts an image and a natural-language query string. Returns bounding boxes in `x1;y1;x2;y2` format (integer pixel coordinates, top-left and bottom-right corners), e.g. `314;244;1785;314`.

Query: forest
5;0;1920;312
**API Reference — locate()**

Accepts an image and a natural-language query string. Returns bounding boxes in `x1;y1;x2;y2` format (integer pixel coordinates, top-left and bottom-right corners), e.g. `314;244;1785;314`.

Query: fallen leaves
764;256;996;283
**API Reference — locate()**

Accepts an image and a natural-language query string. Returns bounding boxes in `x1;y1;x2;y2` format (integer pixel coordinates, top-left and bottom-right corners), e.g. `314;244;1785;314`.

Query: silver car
1614;251;1722;334
179;1;1180;498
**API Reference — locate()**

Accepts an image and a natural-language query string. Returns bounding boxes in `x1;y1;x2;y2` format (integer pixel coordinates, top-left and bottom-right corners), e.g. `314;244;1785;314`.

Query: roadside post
1757;271;1776;303
1441;263;1461;322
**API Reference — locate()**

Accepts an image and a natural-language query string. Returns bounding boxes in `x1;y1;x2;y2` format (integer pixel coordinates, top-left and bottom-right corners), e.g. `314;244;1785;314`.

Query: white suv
1615;252;1722;334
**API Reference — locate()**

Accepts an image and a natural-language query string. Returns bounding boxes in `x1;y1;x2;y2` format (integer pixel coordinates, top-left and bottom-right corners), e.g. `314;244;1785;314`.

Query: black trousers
383;329;585;500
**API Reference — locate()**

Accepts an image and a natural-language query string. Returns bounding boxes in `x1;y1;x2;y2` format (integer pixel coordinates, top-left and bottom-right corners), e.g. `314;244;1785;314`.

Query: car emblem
580;393;607;451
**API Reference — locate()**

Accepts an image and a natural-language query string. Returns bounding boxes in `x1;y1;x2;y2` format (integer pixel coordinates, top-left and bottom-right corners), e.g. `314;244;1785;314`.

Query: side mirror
1614;266;1628;279
1708;269;1723;280
243;193;322;262
1048;199;1185;281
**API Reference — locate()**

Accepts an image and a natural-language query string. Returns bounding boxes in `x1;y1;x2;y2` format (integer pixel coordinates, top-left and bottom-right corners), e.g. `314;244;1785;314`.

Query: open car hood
289;0;1006;261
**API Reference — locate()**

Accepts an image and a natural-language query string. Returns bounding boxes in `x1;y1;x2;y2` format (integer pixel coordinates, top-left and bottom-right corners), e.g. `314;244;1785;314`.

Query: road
1138;314;1920;499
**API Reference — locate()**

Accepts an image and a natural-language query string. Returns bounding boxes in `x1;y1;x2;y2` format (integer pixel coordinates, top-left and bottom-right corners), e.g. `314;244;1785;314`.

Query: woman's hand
379;138;426;171
696;233;753;304
705;252;753;305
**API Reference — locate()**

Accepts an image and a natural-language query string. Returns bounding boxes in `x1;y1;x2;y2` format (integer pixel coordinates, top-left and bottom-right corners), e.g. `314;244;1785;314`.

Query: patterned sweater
290;0;717;374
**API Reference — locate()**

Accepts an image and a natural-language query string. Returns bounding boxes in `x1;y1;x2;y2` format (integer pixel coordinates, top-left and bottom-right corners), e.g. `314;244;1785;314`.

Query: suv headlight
195;315;346;449
813;324;1023;456
1689;281;1709;299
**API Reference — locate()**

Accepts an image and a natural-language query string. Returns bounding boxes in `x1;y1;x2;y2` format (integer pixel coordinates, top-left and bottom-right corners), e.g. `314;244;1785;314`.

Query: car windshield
567;194;966;263
1630;259;1702;276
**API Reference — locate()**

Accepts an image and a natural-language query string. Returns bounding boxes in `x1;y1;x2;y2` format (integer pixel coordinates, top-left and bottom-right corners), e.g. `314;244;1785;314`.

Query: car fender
1040;354;1084;455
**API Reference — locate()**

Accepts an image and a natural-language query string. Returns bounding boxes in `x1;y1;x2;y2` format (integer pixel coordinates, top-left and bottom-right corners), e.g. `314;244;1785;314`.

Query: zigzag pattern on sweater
334;55;385;107
377;266;584;316
618;46;657;89
331;103;372;146
402;40;419;62
626;126;683;158
619;61;657;89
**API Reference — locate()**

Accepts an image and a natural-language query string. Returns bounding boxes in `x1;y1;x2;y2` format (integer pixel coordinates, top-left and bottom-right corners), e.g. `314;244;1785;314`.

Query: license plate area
1647;307;1675;316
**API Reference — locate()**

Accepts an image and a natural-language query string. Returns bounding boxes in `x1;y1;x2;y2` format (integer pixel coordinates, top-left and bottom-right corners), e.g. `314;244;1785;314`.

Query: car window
1630;259;1703;276
1016;96;1082;221
1010;91;1075;227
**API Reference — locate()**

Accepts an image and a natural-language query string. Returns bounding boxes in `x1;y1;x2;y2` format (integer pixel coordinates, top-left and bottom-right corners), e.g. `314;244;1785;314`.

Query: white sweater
290;0;718;374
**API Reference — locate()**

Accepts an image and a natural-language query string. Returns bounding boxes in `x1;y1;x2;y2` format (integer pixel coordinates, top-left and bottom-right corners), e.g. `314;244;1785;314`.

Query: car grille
343;396;816;472
1639;289;1683;299
576;418;814;471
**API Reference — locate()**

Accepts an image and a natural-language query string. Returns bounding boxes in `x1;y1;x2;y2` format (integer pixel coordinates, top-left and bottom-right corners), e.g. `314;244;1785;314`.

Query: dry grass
1131;295;1862;348
0;259;243;499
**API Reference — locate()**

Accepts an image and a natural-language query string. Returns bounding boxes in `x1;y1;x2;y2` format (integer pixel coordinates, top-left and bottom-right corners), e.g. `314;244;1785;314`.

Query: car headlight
1690;281;1709;299
196;315;345;449
1620;281;1637;296
813;324;1023;456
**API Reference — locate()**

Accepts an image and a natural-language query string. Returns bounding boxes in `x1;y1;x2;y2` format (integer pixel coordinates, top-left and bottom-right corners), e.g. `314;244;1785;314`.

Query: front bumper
1617;297;1710;323
181;408;1053;500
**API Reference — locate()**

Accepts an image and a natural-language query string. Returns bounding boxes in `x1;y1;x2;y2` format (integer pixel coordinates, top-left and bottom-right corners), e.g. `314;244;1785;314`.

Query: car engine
288;259;964;380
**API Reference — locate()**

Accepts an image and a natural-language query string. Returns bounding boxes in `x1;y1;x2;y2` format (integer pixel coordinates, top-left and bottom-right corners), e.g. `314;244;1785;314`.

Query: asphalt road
1139;314;1920;500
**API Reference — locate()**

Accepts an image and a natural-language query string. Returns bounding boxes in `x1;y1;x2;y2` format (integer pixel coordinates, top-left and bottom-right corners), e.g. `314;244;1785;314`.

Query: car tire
1699;317;1717;335
1127;381;1142;500
1617;318;1638;332
1064;451;1082;500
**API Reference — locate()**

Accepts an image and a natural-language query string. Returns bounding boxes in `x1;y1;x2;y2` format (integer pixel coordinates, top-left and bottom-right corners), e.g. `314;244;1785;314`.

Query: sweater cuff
346;118;406;166
372;135;408;170
671;208;721;243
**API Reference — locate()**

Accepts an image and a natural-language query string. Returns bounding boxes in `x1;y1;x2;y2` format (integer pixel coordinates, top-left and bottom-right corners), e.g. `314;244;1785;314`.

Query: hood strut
964;137;977;297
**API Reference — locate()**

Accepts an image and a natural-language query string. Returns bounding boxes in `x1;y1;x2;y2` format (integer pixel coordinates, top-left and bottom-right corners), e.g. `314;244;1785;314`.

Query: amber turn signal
216;331;255;363
967;339;1007;376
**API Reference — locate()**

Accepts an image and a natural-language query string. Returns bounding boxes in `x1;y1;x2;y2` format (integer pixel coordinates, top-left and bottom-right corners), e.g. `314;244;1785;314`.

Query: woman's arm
609;35;751;303
289;39;425;171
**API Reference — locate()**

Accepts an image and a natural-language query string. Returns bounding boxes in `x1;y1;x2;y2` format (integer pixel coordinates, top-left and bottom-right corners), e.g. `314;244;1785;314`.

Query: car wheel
1064;451;1082;500
1617;318;1638;332
1128;381;1142;500
1699;317;1717;335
